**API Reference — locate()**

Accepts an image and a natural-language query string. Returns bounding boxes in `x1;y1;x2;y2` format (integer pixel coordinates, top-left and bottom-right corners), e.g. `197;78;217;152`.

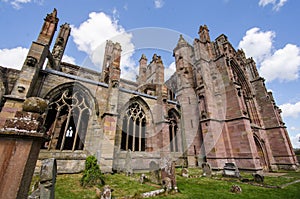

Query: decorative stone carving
26;56;37;67
17;85;25;93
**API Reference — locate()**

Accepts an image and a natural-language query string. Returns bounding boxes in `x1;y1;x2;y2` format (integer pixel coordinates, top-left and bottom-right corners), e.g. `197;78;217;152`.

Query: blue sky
0;0;300;148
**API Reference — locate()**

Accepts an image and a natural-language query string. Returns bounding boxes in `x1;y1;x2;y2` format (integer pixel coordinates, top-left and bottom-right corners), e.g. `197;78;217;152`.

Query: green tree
80;155;105;187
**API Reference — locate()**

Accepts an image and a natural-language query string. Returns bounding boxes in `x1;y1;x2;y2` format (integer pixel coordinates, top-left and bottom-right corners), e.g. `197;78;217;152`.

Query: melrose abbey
0;9;298;174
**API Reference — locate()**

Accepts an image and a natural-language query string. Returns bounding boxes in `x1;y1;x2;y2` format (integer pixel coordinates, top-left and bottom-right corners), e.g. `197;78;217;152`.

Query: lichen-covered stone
23;97;48;113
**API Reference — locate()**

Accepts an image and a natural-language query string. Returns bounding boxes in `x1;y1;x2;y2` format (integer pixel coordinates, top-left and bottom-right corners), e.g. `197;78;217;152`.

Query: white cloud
290;133;300;148
3;0;44;9
164;61;176;80
258;0;288;11
239;27;300;82
260;44;300;82
71;11;136;80
0;47;28;69
154;0;164;8
238;27;275;63
279;101;300;118
62;55;76;65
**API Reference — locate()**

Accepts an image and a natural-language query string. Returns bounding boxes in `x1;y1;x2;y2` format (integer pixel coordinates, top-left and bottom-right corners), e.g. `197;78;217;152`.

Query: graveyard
30;165;300;199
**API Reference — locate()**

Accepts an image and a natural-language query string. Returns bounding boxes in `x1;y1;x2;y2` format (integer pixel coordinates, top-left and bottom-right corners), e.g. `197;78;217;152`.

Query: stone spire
37;8;59;46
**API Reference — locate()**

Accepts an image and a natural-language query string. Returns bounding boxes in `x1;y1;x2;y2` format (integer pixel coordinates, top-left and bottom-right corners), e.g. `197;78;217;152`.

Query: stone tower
173;35;202;167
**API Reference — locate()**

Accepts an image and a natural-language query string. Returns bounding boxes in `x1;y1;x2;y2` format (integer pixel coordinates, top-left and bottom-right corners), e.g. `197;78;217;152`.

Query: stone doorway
254;136;269;171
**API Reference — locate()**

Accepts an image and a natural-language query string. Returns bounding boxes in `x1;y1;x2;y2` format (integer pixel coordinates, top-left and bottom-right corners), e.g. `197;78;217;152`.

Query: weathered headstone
222;162;240;178
149;161;160;184
202;162;212;177
39;158;57;199
124;150;132;176
160;157;177;191
253;173;264;183
181;168;189;178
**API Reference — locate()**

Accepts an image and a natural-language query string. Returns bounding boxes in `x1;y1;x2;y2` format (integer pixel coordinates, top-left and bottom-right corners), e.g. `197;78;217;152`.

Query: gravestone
160;157;177;191
181;168;189;178
40;158;57;199
253;173;264;183
149;161;160;184
222;162;240;178
124;150;132;175
202;162;212;177
29;158;57;199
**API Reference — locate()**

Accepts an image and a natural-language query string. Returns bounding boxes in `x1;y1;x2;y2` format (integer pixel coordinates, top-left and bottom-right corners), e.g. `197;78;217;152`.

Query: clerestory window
120;102;146;152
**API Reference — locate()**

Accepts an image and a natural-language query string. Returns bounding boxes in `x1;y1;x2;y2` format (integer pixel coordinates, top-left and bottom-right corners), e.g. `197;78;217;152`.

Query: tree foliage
80;155;105;187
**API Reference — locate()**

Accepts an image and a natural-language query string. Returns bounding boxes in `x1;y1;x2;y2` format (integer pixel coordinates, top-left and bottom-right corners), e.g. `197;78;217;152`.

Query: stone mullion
125;117;130;151
60;106;71;151
47;107;61;150
132;117;136;152
138;119;142;151
72;109;82;151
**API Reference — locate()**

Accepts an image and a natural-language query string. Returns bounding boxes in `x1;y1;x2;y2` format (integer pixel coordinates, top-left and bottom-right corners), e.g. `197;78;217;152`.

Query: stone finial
176;34;189;48
198;24;211;43
46;8;59;23
151;54;163;64
140;54;147;61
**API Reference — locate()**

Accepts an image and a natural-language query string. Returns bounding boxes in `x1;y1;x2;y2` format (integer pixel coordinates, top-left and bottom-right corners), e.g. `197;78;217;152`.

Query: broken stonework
160;157;177;191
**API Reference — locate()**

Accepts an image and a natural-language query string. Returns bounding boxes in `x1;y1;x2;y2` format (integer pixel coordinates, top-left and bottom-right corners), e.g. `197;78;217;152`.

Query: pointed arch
253;134;270;171
42;82;97;151
168;108;182;152
118;96;153;152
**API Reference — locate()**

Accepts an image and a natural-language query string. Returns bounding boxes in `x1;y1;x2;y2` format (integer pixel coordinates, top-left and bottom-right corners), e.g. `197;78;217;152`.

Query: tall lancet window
121;102;146;152
169;111;180;152
44;88;91;151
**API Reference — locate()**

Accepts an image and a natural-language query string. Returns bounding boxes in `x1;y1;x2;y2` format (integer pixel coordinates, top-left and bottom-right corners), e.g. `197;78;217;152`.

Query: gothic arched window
168;111;181;152
121;102;146;152
44;88;91;151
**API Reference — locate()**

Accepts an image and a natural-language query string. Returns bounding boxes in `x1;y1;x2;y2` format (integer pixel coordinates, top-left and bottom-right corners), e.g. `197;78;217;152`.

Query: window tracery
44;88;91;151
120;102;146;152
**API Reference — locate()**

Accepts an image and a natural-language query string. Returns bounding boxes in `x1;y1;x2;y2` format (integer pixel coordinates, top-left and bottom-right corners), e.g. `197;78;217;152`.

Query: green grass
51;169;300;199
